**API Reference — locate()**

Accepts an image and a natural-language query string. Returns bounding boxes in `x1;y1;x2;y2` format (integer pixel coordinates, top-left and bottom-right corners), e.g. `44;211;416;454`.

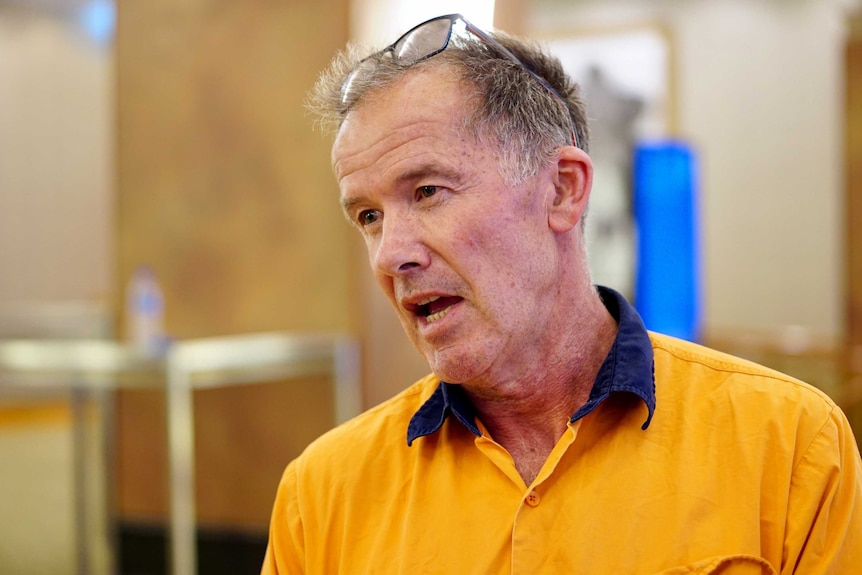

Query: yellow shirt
262;288;862;574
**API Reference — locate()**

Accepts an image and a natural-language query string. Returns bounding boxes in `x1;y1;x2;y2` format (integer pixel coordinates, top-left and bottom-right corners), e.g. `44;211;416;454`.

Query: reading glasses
340;13;580;149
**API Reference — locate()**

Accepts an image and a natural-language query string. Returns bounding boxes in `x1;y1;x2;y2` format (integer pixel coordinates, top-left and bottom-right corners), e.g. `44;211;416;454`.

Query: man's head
310;15;597;386
309;14;590;185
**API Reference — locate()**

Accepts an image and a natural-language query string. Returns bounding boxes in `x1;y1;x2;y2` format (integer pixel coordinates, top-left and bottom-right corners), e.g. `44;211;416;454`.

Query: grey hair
307;29;590;186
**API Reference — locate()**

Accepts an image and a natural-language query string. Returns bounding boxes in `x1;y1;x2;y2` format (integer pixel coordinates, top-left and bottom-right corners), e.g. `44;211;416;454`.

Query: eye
416;185;439;200
357;209;382;227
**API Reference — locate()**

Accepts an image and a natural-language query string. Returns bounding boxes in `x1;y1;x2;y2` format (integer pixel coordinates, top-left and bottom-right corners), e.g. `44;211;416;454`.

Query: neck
463;284;618;485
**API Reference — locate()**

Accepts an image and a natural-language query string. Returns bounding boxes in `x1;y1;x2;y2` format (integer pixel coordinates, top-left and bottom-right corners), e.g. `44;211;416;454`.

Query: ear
548;147;593;234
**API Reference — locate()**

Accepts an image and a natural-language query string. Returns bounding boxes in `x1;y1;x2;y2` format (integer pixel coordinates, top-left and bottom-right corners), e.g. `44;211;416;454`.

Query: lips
405;295;464;324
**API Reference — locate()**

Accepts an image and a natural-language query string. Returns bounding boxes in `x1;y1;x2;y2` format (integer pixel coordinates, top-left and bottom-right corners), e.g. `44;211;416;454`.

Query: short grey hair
307;29;590;186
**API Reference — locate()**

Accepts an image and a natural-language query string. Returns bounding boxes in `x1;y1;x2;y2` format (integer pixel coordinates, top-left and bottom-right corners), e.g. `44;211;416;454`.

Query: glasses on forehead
340;13;580;149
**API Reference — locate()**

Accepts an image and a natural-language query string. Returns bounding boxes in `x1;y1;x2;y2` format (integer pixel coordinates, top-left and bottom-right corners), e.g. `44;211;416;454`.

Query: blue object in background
78;0;116;45
633;141;701;342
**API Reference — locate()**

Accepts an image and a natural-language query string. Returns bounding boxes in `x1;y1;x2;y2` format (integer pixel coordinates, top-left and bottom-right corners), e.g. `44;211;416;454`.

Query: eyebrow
394;163;464;188
340;163;465;215
340;195;364;217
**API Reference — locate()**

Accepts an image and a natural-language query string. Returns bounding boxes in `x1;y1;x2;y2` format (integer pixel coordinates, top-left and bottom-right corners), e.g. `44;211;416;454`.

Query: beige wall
0;8;114;573
532;0;854;346
0;7;113;312
846;15;862;371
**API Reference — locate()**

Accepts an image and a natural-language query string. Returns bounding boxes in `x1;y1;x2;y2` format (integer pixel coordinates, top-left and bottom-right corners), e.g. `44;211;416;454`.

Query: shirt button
525;490;541;507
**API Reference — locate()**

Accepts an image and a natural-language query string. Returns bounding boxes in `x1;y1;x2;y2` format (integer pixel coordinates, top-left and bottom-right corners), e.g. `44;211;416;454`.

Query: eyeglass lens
392;17;453;65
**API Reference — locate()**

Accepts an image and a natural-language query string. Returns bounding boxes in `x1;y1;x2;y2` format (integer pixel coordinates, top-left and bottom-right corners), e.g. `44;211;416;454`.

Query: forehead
331;65;482;182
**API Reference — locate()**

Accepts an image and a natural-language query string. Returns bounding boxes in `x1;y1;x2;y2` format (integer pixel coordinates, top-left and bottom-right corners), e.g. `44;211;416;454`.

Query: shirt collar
406;285;656;445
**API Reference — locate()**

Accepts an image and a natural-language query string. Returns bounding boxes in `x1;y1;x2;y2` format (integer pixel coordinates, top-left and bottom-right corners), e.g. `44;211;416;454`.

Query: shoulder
650;331;836;407
648;332;843;446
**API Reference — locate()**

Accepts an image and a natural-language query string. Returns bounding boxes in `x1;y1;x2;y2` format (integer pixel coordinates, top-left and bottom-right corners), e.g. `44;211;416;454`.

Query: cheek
474;224;558;304
454;222;543;289
467;211;548;264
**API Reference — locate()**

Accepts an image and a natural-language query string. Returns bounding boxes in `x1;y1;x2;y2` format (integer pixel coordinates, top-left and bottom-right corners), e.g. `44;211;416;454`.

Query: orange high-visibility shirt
262;288;862;574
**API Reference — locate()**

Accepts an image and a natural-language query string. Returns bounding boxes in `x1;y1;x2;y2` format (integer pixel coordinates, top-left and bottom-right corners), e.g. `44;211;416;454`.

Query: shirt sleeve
783;403;862;574
261;461;305;575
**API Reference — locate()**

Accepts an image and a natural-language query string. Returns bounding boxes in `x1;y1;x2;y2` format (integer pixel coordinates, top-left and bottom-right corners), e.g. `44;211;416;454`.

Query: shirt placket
509;420;582;574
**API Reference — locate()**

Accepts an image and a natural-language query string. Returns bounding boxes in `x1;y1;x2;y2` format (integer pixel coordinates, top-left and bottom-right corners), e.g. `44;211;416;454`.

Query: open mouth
413;296;463;324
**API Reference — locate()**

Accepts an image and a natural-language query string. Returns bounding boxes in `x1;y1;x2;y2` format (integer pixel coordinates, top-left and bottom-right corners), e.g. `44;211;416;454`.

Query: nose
372;212;430;276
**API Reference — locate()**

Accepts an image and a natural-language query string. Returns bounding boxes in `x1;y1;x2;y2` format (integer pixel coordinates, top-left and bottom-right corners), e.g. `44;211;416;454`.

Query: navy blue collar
406;286;656;446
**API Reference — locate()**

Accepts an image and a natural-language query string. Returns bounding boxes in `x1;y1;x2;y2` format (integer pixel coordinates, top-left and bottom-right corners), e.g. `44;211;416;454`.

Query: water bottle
126;265;165;356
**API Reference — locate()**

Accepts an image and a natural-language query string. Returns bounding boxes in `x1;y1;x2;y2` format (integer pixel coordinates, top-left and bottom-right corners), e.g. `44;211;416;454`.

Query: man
263;14;862;573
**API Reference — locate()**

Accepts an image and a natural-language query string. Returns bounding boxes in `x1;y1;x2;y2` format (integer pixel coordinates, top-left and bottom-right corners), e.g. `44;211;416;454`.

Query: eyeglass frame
339;13;580;149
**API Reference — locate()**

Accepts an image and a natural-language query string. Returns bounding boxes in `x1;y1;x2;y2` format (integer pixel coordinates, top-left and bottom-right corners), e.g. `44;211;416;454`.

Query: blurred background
1;0;861;573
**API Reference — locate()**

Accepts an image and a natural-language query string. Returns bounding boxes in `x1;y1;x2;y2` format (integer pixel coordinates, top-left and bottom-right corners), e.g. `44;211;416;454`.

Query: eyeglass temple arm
463;21;579;149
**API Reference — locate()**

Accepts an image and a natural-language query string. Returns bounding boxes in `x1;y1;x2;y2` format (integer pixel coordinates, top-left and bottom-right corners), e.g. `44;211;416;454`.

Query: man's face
332;66;566;386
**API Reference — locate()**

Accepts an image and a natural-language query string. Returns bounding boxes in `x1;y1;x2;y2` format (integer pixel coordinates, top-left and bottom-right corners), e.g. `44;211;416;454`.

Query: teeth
426;306;451;324
416;296;440;306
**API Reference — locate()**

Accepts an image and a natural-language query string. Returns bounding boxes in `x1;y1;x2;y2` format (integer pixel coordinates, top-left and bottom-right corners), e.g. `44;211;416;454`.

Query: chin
425;348;488;384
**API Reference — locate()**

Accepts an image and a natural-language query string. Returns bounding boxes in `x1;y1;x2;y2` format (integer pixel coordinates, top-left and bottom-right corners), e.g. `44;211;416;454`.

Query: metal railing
0;332;361;575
